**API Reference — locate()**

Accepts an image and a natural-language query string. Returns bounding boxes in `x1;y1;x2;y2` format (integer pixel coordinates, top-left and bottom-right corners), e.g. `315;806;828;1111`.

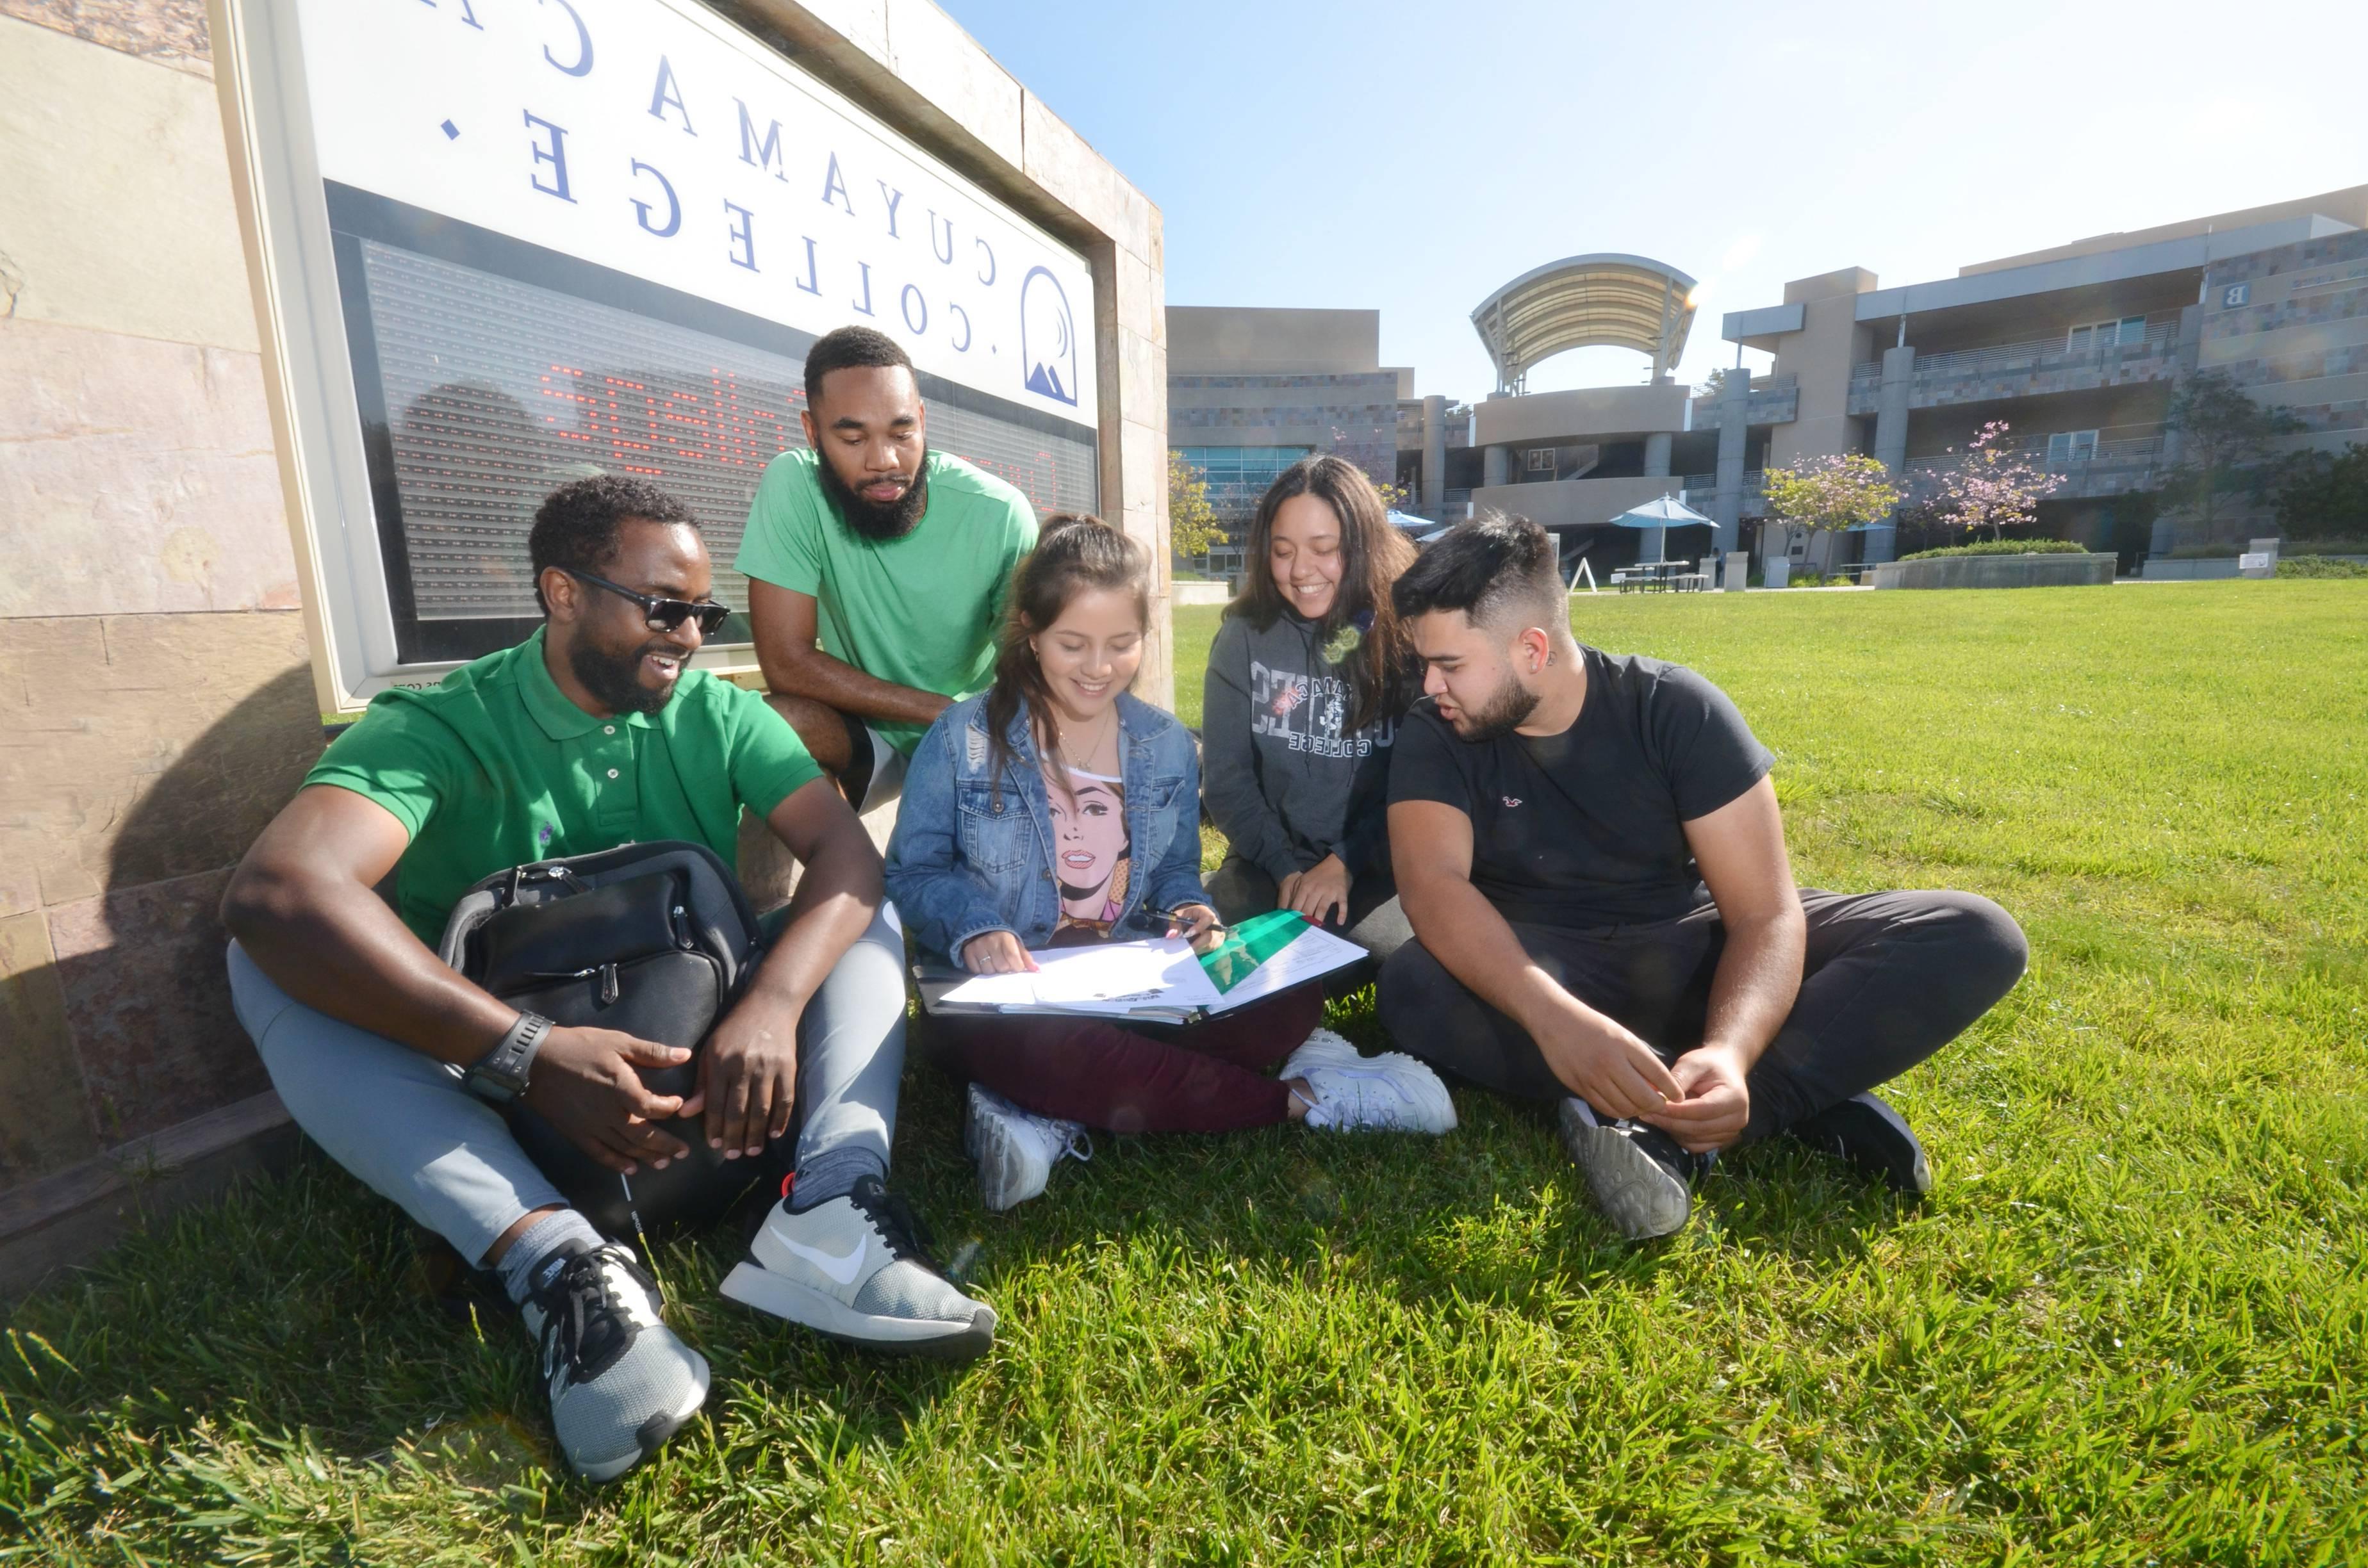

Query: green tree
2271;441;2368;541
2159;370;2305;540
1761;453;1901;551
1167;451;1227;562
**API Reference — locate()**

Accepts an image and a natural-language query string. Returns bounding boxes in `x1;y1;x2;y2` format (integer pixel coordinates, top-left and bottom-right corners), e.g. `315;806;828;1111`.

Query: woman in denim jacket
888;516;1455;1213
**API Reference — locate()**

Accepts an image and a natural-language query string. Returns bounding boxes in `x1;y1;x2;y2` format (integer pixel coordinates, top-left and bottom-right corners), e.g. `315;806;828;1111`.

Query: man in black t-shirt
1380;514;2028;1239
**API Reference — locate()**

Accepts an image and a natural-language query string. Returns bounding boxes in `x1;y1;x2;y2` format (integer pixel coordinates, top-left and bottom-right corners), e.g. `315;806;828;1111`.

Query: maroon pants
931;984;1326;1134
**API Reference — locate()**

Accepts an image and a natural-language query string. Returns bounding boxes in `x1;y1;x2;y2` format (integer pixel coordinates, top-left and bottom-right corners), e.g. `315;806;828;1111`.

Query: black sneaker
1557;1098;1706;1239
520;1239;710;1483
1784;1091;1932;1194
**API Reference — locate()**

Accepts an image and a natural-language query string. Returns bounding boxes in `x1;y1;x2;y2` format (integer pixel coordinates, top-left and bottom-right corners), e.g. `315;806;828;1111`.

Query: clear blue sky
941;0;2368;402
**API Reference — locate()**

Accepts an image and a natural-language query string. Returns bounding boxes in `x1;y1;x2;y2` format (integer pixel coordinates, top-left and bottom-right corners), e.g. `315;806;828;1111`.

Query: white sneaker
1281;1028;1458;1134
720;1175;996;1362
963;1084;1092;1213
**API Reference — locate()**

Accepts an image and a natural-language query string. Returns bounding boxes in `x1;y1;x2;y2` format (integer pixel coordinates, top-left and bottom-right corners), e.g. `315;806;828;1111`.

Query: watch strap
464;1011;553;1103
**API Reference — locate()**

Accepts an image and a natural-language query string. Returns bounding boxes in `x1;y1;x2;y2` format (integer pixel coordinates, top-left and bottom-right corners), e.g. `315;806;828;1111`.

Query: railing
1691;372;1798;409
1849;320;2180;385
1679;470;1766;495
1900;434;2162;493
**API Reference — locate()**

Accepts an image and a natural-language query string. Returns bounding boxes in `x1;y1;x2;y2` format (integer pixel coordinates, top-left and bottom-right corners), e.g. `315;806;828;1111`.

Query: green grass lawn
7;583;2365;1565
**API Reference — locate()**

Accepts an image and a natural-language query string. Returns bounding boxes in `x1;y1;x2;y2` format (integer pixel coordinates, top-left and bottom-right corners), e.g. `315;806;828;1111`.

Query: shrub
1898;539;2085;562
2275;555;2368;578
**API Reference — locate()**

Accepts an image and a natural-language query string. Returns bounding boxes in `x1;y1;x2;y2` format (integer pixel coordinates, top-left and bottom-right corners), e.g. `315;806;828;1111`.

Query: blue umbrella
1605;493;1714;564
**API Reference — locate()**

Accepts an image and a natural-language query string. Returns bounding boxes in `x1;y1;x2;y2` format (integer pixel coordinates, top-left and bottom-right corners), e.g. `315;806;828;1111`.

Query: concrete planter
1871;552;2116;590
1172;580;1233;607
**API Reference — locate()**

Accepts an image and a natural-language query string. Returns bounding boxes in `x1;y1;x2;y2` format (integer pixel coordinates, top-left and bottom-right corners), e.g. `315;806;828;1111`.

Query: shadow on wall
46;661;326;1148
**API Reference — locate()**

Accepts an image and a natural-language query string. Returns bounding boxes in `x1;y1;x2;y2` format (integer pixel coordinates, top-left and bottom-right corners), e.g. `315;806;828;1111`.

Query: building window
1172;446;1316;520
1525;447;1556;473
2047;430;2100;464
2068;316;2146;354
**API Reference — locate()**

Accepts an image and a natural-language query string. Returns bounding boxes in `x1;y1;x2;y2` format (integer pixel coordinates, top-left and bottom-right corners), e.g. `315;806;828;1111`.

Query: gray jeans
227;907;907;1266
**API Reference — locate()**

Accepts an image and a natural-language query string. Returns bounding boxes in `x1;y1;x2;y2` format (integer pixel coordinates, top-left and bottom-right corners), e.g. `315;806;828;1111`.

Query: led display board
219;0;1100;701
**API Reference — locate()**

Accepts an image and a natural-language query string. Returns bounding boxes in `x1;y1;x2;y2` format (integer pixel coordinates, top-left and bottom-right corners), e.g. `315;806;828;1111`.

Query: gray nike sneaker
1557;1097;1703;1241
519;1239;710;1483
721;1175;997;1361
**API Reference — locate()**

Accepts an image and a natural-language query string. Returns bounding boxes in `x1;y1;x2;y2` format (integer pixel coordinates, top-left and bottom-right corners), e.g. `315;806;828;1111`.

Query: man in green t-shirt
738;325;1038;810
222;477;994;1487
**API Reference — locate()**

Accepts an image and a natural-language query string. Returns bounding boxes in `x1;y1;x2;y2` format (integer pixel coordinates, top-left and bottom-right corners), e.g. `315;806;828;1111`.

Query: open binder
913;910;1367;1024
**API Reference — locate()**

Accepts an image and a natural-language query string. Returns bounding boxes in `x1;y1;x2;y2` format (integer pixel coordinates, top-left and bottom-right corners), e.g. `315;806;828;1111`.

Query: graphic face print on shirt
1044;765;1130;933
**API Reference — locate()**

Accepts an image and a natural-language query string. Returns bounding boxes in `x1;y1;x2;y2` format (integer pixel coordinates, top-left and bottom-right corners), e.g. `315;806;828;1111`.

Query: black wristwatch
464;1011;554;1104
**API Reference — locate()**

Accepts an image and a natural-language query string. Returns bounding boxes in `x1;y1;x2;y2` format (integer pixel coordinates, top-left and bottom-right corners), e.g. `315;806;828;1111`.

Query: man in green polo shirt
739;325;1038;811
222;476;994;1487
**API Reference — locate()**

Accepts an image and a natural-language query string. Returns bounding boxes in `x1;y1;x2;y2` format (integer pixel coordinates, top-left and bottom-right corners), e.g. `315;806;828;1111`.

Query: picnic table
1612;559;1709;592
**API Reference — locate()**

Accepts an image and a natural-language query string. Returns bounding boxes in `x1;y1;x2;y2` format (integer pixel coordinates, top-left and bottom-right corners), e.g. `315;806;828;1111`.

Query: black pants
1377;888;2027;1142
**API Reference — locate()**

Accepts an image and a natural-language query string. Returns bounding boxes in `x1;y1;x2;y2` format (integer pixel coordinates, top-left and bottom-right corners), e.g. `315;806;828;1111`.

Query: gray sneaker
964;1084;1092;1213
1784;1091;1932;1194
519;1239;709;1483
1557;1097;1700;1241
721;1175;997;1361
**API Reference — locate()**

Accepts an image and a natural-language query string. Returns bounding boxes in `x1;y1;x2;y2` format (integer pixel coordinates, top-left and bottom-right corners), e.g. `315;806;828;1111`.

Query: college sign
219;0;1103;701
302;0;1096;418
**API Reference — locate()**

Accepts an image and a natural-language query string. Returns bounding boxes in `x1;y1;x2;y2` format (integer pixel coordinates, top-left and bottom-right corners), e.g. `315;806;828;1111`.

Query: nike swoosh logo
781;1233;867;1287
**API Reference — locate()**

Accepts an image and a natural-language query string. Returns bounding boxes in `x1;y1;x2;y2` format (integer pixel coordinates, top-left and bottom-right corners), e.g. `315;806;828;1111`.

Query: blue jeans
227;908;907;1265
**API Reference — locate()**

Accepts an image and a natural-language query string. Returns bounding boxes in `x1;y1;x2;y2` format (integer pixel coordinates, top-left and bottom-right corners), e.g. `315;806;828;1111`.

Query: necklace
1056;707;1118;772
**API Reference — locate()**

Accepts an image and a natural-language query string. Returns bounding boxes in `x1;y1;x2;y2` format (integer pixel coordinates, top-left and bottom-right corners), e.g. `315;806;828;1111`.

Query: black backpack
437;840;773;1239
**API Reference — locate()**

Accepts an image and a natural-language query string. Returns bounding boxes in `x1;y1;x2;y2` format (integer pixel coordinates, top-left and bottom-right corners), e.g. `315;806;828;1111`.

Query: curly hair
526;475;698;615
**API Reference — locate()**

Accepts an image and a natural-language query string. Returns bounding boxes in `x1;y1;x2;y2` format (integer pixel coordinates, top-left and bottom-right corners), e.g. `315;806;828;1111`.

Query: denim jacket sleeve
884;708;1017;963
1144;718;1213;917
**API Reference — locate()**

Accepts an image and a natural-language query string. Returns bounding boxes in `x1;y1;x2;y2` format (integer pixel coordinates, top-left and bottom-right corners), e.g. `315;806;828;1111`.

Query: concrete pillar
1643;431;1672;477
1421;394;1446;518
1640;524;1667;563
1713;368;1749;554
1866;341;1915;566
1483;444;1508;487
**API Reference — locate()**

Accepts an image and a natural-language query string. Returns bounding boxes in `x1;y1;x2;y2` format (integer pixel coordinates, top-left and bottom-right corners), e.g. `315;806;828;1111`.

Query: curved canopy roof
1470;254;1698;391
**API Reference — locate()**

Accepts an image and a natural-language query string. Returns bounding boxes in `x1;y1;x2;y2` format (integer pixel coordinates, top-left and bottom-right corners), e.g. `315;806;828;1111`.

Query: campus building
1189;184;2368;581
1716;182;2368;571
0;0;1166;1285
1165;306;1409;578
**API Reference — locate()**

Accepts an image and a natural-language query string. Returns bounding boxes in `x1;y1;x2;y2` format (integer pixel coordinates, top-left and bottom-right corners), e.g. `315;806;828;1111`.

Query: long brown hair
983;514;1151;797
1226;455;1417;732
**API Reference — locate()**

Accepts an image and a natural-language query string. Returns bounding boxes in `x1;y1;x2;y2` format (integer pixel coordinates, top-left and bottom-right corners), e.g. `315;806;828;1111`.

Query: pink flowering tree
1938;421;2064;542
1761;453;1901;552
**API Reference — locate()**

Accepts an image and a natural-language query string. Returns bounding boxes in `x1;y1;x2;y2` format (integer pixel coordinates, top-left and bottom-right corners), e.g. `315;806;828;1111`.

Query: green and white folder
913;911;1365;1022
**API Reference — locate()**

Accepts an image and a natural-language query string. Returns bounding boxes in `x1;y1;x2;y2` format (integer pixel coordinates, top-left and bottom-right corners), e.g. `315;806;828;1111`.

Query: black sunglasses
561;568;732;635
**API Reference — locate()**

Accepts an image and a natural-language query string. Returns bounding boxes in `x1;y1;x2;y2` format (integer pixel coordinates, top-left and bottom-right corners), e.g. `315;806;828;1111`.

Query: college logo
1021;265;1078;405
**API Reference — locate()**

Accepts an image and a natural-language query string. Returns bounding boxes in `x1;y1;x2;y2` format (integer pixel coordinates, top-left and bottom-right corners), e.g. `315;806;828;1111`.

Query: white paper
1204;923;1368;1015
939;938;1224;1014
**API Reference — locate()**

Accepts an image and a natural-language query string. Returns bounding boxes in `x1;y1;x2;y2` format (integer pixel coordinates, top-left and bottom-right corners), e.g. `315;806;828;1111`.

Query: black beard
569;634;680;716
1454;675;1540;742
817;445;931;542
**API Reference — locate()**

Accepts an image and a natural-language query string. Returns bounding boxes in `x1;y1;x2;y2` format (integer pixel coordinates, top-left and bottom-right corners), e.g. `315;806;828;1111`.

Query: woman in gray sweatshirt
1202;455;1420;963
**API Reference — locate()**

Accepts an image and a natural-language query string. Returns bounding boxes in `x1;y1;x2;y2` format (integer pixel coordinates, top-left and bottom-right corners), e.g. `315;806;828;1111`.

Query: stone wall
0;5;326;1283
